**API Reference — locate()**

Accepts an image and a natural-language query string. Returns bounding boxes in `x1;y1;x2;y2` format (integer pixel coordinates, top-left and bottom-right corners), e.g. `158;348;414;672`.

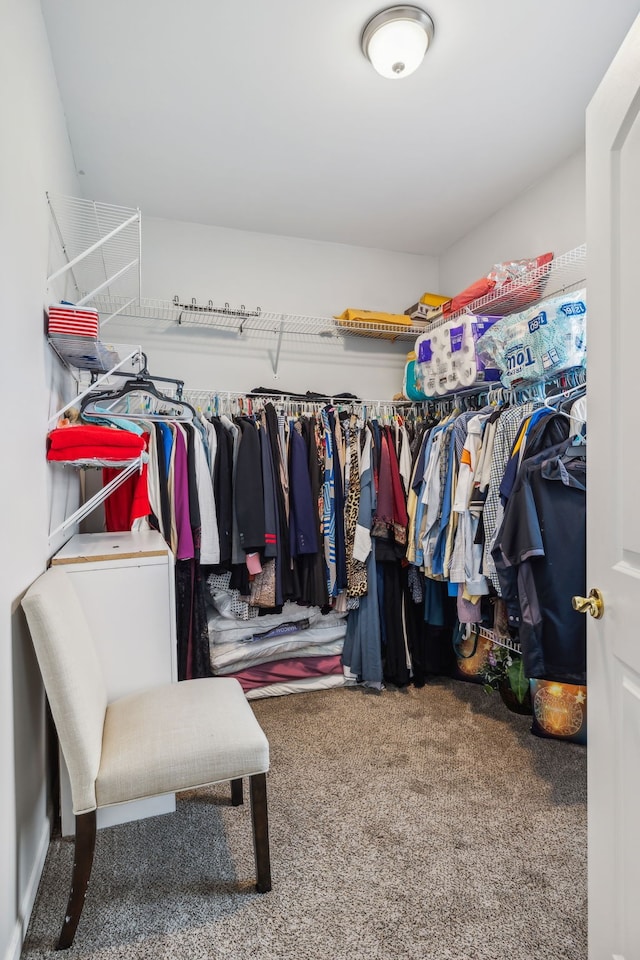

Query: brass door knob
572;588;604;619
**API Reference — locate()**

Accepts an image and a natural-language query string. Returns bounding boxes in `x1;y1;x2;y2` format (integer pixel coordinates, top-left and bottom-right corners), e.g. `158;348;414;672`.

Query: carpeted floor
21;679;587;960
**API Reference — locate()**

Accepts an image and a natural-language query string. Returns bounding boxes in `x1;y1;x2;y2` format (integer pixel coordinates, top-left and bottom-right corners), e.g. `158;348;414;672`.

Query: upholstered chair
22;566;271;950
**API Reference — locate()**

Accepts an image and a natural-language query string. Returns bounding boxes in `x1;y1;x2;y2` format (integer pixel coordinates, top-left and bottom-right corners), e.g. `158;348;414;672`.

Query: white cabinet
51;530;177;836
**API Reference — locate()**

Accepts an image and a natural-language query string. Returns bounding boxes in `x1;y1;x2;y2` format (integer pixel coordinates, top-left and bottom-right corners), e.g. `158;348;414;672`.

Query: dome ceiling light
361;5;434;80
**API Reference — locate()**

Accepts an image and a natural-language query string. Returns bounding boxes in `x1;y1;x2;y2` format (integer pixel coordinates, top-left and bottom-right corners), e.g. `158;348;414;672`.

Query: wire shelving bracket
48;456;146;541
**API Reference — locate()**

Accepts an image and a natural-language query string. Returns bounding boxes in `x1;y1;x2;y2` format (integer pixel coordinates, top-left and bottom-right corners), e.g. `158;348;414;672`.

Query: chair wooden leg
249;773;271;893
231;777;244;806
56;811;96;950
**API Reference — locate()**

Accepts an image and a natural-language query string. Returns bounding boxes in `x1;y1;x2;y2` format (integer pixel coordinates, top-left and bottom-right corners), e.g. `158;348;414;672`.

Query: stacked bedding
206;583;347;699
46;424;146;465
245;674;345;701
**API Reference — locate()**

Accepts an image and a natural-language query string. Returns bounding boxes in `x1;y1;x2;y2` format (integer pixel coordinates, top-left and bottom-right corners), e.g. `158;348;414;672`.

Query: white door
586;12;640;959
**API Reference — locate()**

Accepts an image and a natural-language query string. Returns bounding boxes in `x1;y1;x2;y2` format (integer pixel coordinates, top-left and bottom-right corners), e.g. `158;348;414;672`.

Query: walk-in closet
4;3;640;960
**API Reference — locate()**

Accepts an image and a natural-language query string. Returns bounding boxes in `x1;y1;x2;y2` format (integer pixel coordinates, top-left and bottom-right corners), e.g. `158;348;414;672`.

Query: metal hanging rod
180;388;418;409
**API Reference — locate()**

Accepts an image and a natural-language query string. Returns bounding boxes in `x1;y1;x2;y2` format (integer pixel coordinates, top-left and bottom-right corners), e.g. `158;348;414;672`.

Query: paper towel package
403;351;429;401
474;289;587;388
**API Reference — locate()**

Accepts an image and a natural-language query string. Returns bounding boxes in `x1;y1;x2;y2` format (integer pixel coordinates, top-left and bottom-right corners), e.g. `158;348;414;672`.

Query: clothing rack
176;369;585;422
408;368;587;665
443;366;587;410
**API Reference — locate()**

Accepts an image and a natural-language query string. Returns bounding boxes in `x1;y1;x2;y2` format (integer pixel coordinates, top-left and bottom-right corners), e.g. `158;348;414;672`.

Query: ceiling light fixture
361;5;434;80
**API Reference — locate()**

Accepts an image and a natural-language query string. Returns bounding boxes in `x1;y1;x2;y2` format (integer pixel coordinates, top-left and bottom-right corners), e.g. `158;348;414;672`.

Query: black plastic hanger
80;354;196;422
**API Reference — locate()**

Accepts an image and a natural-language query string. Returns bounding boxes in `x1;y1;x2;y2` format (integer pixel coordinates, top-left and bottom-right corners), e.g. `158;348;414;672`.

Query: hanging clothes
211;418;233;566
373;427;410;686
296;416;329;609
345;426;368;599
235;417;266;556
492;443;586;684
482;403;535;591
342;427;383;688
289;422;319;557
264;402;296;603
329;409;348;593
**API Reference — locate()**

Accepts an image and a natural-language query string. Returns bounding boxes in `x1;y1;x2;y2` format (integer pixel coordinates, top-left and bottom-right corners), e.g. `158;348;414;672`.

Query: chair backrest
22;566;108;814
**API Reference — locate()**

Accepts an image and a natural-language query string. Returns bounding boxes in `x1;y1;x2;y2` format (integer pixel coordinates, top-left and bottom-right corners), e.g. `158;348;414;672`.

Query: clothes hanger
81;377;197;422
543;382;586;408
81;353;196;422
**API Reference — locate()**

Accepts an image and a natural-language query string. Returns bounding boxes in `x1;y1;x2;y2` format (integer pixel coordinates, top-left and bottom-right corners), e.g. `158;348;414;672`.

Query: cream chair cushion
21;567;108;814
97;677;269;807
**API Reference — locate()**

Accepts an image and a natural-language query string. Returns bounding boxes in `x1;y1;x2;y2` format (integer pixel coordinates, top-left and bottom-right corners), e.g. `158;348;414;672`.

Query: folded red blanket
47;426;145;463
47;425;146;452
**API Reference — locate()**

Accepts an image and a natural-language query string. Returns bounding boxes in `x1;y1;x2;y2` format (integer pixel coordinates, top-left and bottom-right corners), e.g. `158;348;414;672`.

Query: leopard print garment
345;429;368;598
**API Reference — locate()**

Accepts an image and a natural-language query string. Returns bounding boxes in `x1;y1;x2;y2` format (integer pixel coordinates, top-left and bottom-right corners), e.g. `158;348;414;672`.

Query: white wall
439;150;586;296
105;217;438;399
0;2;79;959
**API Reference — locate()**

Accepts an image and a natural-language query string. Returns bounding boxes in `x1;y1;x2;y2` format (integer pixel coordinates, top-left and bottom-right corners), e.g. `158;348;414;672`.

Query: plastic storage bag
475;289;586;388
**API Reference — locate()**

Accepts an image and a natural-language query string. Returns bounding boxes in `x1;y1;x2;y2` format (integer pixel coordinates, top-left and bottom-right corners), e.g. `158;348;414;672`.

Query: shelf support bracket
46;212;140;285
76;259;139;307
98;296;138;328
48;457;144;540
268;316;285;379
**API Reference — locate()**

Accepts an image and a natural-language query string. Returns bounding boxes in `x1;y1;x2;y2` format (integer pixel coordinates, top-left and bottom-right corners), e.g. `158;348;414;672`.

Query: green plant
482;644;529;704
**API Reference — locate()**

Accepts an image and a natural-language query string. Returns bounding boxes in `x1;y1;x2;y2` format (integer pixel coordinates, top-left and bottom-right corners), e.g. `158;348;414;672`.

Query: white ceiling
41;0;640;256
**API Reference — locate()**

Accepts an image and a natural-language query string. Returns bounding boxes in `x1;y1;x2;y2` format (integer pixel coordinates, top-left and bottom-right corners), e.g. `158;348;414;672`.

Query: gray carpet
22;679;587;959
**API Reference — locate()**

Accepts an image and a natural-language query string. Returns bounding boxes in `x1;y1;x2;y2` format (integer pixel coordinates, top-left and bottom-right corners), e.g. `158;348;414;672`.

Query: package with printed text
474;289;586;388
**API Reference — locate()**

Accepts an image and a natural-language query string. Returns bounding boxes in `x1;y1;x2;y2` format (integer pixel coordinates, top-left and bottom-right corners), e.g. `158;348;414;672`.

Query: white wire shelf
46;194;142;322
45;195;422;342
426;244;587;331
48;335;123;374
84;246;586;343
83;295;425;342
477;625;521;654
47;344;143;428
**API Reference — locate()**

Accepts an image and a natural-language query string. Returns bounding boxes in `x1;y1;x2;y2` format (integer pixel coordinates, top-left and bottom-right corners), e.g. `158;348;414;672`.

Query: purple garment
457;584;481;624
173;426;194;560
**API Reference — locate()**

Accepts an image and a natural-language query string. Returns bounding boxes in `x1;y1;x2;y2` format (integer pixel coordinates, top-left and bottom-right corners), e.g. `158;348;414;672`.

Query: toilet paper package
448;316;502;386
436;324;461;395
475;289;587;388
431;324;455;395
415;316;501;396
415;333;437;397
